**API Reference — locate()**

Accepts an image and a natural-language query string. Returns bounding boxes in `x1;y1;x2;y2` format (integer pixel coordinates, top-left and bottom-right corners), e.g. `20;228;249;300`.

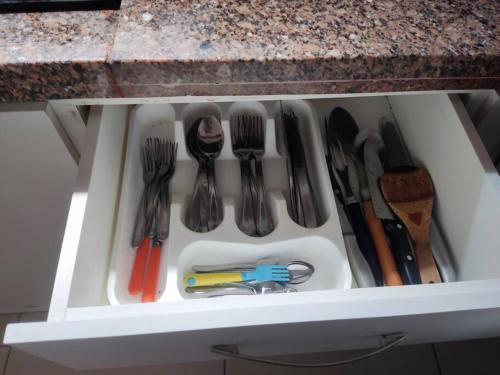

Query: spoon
254;281;297;294
185;281;296;298
197;116;224;230
186;119;210;232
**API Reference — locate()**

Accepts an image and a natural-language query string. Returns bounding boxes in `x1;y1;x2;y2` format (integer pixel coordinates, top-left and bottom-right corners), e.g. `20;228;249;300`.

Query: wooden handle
414;240;442;284
128;237;150;295
142;244;163;302
363;201;403;286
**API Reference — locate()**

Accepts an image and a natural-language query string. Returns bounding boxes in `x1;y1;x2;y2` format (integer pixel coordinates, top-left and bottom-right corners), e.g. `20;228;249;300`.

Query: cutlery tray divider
107;100;352;305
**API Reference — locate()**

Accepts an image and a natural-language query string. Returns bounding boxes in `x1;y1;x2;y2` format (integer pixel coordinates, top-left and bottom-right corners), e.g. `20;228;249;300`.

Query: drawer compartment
108;100;350;305
4;93;500;370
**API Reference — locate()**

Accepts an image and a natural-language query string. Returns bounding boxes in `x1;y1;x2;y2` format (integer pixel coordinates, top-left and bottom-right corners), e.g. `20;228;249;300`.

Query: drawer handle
211;334;405;368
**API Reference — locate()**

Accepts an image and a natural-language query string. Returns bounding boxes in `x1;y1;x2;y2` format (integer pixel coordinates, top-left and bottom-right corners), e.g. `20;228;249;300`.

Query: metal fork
130;137;173;297
142;138;178;303
153;140;178;242
131;138;158;247
250;115;274;236
230;115;258;236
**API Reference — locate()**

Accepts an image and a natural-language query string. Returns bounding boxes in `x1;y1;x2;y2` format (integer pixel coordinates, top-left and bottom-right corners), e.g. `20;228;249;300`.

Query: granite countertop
0;0;499;102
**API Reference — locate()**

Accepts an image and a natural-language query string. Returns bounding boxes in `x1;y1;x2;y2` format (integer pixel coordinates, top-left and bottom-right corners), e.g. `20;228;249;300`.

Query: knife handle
382;219;422;285
345;202;384;286
363;200;403;286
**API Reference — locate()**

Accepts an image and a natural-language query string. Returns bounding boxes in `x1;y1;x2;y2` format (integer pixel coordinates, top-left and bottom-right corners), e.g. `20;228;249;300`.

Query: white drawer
4;93;500;370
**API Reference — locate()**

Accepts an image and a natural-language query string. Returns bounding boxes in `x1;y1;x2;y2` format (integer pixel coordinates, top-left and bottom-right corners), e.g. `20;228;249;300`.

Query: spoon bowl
197;116;224;160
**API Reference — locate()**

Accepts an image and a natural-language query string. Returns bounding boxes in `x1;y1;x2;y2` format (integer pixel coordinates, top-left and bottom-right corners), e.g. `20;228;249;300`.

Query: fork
142;140;177;302
129;138;158;295
129;137;177;300
184;265;290;287
230;115;258;236
250;115;274;236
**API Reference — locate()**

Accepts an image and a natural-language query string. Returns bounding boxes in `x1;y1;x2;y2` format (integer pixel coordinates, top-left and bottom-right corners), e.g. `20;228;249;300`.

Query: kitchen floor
1;313;499;375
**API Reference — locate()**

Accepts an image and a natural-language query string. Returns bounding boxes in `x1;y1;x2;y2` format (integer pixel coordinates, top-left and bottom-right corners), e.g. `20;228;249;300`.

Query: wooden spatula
380;167;441;283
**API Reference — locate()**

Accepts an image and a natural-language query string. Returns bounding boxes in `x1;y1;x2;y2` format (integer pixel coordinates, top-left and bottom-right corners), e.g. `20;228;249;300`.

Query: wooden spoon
380;167;441;283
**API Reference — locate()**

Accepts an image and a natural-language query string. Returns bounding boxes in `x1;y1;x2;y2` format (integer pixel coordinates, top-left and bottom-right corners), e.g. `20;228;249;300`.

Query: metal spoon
197;116;224;230
253;281;297;294
186;119;210;232
185;281;296;298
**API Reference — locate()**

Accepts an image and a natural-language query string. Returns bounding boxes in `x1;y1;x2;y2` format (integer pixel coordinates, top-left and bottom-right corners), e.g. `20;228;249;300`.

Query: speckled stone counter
1;0;499;102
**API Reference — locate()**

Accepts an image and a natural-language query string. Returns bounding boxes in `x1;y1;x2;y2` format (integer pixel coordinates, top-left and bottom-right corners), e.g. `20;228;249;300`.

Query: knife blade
365;128;421;285
381;119;413;168
363;133;394;220
334;195;377;288
359;134;402;286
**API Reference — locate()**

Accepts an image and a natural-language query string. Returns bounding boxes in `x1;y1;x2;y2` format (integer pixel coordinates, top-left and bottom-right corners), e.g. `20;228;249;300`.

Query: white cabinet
0;103;77;314
3;93;500;370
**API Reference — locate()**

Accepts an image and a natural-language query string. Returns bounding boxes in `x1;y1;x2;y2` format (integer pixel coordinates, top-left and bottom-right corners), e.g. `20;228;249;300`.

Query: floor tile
90;360;224;375
226;344;439;375
434;337;500;375
1;347;11;375
0;315;19;346
5;348;224;375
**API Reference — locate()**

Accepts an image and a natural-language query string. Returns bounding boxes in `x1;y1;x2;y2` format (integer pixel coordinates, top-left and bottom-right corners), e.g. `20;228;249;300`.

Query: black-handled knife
364;128;421;284
326;110;384;286
381;219;421;284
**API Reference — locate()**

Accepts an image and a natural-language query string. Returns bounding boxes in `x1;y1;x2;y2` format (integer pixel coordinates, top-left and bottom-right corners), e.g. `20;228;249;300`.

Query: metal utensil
334;194;377;288
129;138;159;296
281;105;321;228
186;119;209;232
197;116;224;230
129;138;177;301
142;139;177;303
363;131;421;285
186;116;223;232
184;264;290;287
131;138;158;247
324;118;377;288
280;103;299;223
327;108;383;286
185;281;297;298
185;283;257;297
190;259;314;285
230;114;258;236
192;257;280;273
250;115;274;236
355;137;403;286
286;261;315;284
253;281;297;294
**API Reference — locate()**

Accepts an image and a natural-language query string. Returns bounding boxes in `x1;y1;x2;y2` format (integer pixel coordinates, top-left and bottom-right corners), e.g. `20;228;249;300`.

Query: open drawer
4;93;500;370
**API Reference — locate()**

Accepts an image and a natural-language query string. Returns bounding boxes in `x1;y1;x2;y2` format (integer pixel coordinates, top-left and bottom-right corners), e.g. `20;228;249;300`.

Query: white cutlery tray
107;100;352;304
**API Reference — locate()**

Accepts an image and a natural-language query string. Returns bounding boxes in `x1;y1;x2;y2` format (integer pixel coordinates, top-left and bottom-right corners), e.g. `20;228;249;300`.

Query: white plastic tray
107;100;352;304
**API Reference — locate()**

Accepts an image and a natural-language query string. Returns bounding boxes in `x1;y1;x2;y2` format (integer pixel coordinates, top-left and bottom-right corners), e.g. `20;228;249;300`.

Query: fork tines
142;137;178;172
230;114;265;152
